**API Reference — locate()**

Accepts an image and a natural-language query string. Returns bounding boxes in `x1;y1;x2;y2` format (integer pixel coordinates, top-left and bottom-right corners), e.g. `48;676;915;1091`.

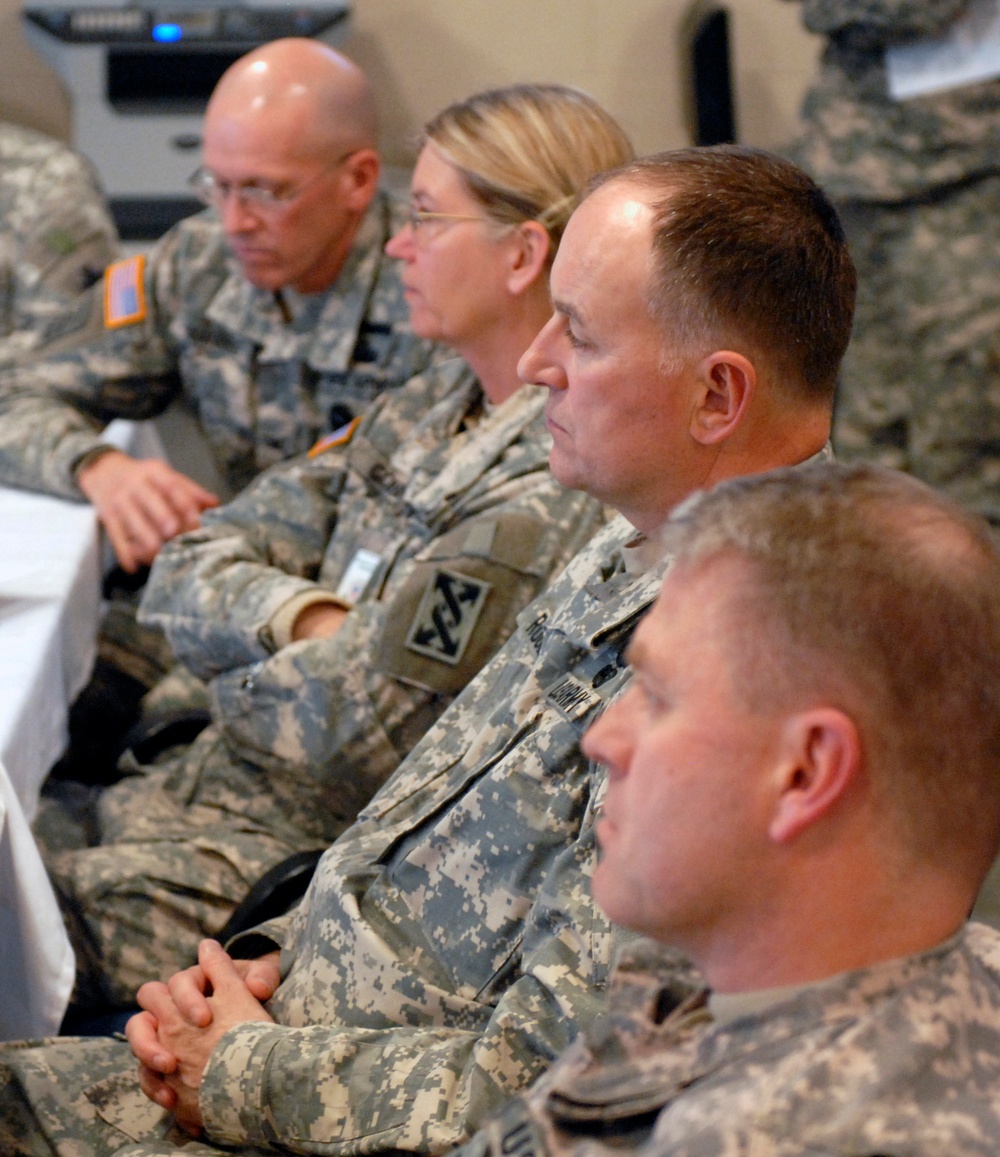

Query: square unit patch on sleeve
104;254;147;329
405;567;491;667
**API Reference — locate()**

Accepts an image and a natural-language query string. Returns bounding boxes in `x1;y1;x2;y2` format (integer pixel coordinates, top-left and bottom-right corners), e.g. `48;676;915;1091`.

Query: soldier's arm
138;364;523;688
204;480;605;832
139;449;349;680
197;818;621;1156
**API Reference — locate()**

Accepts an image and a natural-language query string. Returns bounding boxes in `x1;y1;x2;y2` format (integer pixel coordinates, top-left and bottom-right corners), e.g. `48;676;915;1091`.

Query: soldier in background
784;0;1000;522
0;121;120;368
0;146;853;1156
0;38;436;773
458;462;1000;1157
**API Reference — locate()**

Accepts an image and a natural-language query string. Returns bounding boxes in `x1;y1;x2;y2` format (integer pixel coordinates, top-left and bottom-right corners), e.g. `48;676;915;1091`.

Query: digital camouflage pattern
38;358;607;1008
0;122;119;367
784;0;1000;520
0;190;434;502
0;452;831;1155
790;0;1000;201
833;187;1000;520
0;510;666;1156
459;924;1000;1157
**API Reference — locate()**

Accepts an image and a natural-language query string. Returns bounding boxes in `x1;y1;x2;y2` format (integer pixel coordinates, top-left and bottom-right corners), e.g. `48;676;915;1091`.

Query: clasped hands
125;939;280;1136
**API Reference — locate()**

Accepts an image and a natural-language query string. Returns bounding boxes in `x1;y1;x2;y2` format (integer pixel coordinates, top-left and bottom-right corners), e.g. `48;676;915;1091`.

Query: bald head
199;40;381;293
207;38;377;160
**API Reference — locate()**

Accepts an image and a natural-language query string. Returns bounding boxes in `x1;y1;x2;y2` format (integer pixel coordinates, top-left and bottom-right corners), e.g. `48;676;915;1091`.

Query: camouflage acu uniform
786;0;1000;520
39;358;606;1008
460;924;1000;1157
0;122;119;368
0;449;828;1157
0;188;434;697
0;189;432;502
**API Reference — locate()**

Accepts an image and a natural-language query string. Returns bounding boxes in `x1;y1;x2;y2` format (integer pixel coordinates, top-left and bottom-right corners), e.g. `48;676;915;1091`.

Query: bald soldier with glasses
0;39;438;772
0;38;435;574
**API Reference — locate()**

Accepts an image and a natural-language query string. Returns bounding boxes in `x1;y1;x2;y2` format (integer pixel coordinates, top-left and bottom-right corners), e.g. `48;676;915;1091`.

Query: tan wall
0;0;72;137
0;0;820;165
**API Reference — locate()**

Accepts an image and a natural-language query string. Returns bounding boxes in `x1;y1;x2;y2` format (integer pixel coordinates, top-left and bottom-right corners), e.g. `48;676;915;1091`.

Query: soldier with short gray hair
460;460;1000;1157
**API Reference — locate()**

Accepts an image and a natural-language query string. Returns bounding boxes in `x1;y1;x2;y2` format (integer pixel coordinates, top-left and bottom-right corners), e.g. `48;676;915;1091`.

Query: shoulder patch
405;568;491;667
104;254;147;328
308;415;362;458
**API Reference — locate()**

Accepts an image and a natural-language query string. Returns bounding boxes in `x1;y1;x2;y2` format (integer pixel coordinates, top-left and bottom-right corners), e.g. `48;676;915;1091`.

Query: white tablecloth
0;759;75;1039
0;490;103;818
0;418;166;1038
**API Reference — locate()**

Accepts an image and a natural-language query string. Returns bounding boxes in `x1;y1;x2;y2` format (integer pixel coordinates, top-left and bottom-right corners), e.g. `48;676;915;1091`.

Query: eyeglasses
406;208;489;239
189;150;361;213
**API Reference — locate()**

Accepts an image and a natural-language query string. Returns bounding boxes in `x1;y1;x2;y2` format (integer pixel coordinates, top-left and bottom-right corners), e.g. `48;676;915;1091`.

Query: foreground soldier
461;462;1000;1157
37;82;629;1011
0;146;855;1155
0;122;119;367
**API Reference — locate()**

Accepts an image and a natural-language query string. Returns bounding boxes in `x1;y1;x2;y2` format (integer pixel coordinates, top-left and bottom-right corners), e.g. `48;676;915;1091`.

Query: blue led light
152;22;183;41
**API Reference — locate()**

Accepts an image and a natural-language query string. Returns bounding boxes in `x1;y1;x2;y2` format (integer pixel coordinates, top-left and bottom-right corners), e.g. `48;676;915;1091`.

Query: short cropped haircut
590;146;856;402
422;84;635;256
660;462;1000;874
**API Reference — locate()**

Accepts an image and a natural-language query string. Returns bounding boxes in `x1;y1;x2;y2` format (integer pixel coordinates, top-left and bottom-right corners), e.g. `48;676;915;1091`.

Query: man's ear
690;351;756;445
341;148;381;212
506;220;552;296
768;708;861;844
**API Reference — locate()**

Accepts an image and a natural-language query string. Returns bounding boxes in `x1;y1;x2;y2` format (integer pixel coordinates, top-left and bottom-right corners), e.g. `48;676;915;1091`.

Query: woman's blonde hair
421;83;634;256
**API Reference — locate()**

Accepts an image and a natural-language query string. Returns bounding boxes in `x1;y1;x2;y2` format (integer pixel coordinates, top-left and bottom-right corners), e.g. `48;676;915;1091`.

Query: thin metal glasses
189;149;361;212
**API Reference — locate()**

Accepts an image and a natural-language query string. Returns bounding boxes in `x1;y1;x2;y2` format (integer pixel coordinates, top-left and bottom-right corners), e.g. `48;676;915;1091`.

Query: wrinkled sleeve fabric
137;364;463;677
0;227;186;498
199;805;624;1156
206;479;602;838
139;448;348;680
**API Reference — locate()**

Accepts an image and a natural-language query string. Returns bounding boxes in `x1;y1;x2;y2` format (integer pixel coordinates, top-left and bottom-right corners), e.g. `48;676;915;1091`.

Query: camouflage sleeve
202;481;605;840
0;143;119;369
0;226;189;498
796;0;968;39
138;365;465;676
198;806;620;1156
139;450;347;680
